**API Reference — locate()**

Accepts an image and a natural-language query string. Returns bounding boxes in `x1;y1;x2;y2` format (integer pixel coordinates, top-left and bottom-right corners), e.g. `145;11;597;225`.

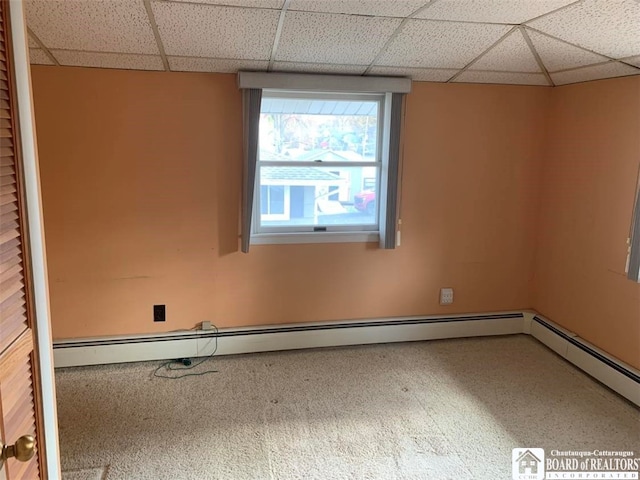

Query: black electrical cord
152;324;219;379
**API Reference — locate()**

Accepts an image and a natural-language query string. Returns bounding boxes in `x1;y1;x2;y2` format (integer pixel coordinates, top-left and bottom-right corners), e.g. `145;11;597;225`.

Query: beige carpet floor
55;335;639;480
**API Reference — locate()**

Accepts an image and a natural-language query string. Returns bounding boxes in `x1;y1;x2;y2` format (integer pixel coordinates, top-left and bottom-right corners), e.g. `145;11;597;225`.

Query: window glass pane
269;186;285;215
260;185;268;215
259;97;379;161
258;166;378;227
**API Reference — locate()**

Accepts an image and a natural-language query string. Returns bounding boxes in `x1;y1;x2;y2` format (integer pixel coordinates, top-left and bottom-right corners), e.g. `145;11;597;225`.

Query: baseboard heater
529;315;639;407
53;312;524;367
53;311;640;407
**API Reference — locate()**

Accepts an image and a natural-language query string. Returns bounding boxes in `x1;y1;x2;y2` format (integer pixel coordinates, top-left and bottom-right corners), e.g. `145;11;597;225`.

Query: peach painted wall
30;66;548;340
534;76;640;369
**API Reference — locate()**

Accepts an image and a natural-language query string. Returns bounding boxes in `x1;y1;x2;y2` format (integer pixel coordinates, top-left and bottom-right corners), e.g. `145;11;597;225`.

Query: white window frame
252;90;384;243
239;72;410;250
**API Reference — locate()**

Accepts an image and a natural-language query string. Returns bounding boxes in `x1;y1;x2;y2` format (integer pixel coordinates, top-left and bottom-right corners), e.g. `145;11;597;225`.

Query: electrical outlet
439;288;454;305
153;304;166;322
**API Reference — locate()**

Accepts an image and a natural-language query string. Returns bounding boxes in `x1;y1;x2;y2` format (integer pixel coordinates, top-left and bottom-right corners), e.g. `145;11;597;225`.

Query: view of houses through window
255;93;382;232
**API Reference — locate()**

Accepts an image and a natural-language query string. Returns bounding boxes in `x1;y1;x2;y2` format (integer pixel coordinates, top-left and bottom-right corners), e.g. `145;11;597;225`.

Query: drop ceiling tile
471;29;540;72
376;20;511;69
276;11;401;65
272;62;367;75
169;57;269;73
25;0;159;54
415;0;576;24
30;49;54;65
551;62;639;86
168;0;285;7
526;29;610;72
528;0;640;59
288;0;429;17
622;55;640;68
367;66;457;82
152;2;280;59
453;71;549;85
52;50;165;71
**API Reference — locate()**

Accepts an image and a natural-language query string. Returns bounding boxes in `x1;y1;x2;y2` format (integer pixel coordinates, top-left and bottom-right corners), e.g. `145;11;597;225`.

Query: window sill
251;231;379;245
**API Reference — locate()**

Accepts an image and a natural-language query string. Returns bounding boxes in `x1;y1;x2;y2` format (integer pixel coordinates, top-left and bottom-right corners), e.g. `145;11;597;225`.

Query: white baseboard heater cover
531;315;639;407
53;311;640;407
54;312;524;367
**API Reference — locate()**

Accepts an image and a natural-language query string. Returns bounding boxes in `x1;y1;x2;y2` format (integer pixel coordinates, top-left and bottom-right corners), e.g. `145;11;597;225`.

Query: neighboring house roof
262;166;342;182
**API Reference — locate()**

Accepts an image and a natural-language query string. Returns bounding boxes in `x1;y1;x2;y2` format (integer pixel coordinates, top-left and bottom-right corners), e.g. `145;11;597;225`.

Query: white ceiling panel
168;0;285;7
551;62;639;86
29;49;54;65
415;0;577;24
471;29;540;72
152;2;280;59
272;62;367;75
169;57;269;73
23;0;640;86
275;12;401;65
528;0;640;59
367;66;457;82
376;20;511;68
622;55;640;68
288;0;430;17
53;51;165;71
526;29;610;72
25;0;159;54
454;71;549;85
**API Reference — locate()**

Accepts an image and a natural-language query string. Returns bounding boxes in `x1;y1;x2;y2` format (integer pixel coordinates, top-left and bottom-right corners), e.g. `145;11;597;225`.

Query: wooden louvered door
0;1;43;479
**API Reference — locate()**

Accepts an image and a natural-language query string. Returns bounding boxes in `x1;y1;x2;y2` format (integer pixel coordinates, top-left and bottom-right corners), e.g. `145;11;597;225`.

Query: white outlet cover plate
440;288;454;305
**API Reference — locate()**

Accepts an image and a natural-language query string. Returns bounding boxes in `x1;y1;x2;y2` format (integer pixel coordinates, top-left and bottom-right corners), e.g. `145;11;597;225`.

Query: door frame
7;1;60;478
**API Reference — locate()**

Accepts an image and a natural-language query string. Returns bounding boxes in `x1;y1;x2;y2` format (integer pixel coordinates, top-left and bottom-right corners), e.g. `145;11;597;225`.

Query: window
239;72;410;251
255;92;381;234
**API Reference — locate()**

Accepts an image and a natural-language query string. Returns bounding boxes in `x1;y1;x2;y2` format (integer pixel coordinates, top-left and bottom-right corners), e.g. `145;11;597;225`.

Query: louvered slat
0;286;24;313
0;237;21;261
1;153;14;166
0;213;17;230
0;292;27;321
0;198;17;214
0;225;19;245
0;276;23;304
0;316;28;353
0;191;17;206
0;173;15;187
0;308;27;353
0;296;25;322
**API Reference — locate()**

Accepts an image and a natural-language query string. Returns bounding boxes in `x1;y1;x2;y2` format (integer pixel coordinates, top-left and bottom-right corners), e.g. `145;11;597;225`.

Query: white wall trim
53;311;640;407
9;1;61;478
